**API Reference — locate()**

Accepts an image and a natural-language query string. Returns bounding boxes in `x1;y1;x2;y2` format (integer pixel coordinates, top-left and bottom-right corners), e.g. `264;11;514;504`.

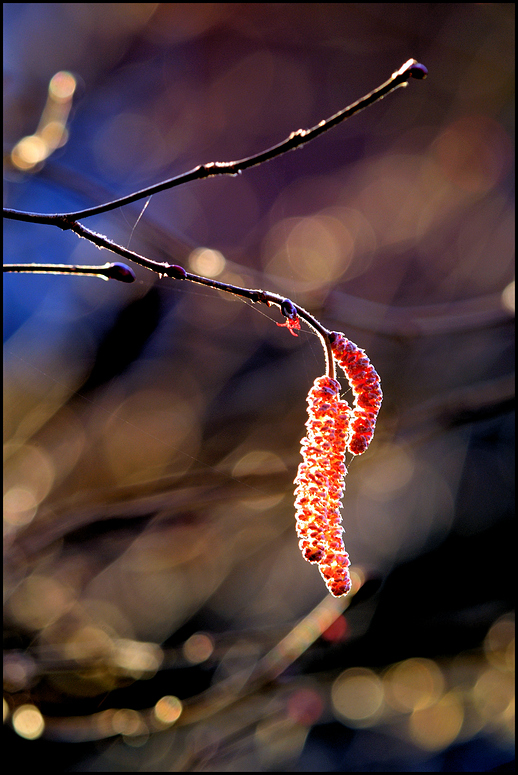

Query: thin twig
3;59;427;375
3;261;136;282
5;216;337;371
3;60;426;224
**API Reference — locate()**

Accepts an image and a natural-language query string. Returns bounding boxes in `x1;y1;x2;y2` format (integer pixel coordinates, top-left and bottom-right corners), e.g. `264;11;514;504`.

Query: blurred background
3;3;514;771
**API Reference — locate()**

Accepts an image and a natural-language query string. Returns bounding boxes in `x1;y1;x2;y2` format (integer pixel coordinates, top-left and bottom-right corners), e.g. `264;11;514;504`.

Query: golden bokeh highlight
263;214;355;290
359;443;415;500
183;632;215;664
409;691;464;751
433;116;512;195
11;135;48;168
154;695;183;725
472;667;515;722
113;639;163;678
6;574;75;631
12;704;45;740
49;70;77;102
484;615;515;672
384;657;445;712
327;620;514;754
11;71;76;171
3;486;39;527
61;625;114;665
188;247;226;277
112;708;145;737
101;389;198;485
332;667;384;726
4;442;55;530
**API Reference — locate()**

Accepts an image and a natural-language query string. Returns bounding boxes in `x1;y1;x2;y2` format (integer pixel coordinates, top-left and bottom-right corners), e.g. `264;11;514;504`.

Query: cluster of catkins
294;333;382;597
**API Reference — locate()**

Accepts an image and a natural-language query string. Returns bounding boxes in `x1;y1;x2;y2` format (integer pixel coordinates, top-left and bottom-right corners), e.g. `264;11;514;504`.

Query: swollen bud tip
107;263;136;282
280;298;298;319
166;264;188;280
393;59;428;80
408;62;428;79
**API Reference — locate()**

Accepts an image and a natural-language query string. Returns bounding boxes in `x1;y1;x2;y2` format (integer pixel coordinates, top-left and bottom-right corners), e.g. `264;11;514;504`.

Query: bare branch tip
104;263;136;283
394;59;428;80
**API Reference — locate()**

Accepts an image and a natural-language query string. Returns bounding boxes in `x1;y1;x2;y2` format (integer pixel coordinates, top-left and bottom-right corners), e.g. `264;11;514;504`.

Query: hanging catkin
294;334;382;596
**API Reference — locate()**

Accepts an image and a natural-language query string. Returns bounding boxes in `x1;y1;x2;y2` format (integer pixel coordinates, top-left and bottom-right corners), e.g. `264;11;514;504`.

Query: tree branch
3;59;427;378
66;220;337;377
3;60;426;224
4;261;136;283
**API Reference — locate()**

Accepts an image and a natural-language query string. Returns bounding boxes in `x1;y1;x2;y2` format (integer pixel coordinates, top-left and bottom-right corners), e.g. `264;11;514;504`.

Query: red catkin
293;335;381;597
294;375;352;596
330;333;383;456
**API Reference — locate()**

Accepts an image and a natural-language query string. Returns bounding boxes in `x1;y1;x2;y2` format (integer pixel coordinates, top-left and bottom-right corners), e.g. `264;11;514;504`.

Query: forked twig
4;60;426;597
4;59;427;379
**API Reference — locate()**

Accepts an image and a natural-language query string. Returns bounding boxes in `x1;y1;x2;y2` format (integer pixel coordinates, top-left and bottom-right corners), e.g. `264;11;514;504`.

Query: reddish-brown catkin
294;375;353;596
330;333;383;456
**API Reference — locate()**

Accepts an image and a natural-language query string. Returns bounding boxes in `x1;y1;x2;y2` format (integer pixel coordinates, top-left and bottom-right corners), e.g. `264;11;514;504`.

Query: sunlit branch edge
3;59;426;223
3;59;427;378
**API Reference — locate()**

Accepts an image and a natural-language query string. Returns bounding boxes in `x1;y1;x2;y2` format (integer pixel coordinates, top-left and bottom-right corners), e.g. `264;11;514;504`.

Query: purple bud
281;298;297;319
107;263;136;283
394;59;428;81
408;62;428;80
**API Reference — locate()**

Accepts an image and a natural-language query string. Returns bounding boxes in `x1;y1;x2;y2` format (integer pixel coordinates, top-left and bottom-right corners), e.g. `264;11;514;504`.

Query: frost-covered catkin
294;376;352;597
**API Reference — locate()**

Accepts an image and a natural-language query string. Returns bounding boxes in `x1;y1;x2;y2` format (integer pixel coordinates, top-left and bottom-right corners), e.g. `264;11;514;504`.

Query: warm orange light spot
154;695;183;725
183;632;214;664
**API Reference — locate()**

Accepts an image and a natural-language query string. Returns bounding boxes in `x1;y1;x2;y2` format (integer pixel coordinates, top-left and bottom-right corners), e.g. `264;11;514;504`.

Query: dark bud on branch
280;298;298;319
166;264;188;280
104;263;136;283
277;298;301;336
407;62;428;80
393;59;428;80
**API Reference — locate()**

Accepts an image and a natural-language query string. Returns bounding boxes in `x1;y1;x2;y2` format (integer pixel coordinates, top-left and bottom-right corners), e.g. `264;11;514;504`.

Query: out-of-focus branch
17;590;356;743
